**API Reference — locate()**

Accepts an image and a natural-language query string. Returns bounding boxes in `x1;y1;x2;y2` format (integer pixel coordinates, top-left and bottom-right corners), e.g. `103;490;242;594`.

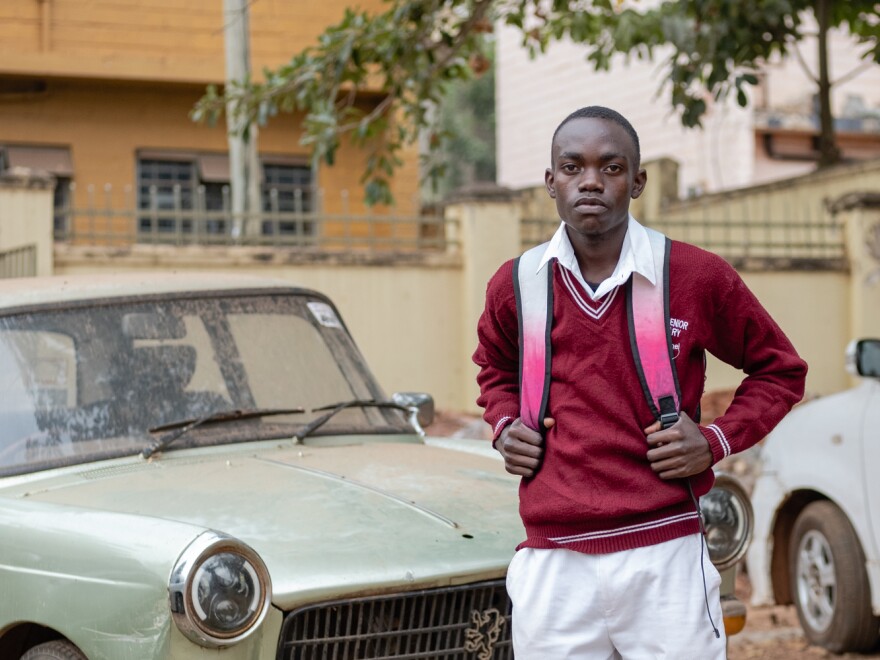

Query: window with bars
261;163;315;237
136;155;314;238
137;159;196;235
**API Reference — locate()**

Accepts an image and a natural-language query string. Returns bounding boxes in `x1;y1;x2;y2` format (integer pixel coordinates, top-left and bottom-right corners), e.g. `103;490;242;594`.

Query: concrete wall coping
828;191;880;215
0;167;56;191
444;182;519;205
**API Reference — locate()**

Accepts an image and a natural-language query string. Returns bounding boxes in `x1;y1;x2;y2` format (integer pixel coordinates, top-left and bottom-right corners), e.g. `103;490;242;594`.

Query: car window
0;292;409;476
228;313;357;410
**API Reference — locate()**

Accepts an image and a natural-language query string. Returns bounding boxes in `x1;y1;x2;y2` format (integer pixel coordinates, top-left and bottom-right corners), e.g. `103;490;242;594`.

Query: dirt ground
728;572;880;659
429;409;880;660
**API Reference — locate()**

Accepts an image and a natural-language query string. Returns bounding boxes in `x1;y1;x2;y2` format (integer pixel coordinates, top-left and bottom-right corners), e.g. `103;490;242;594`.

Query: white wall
758;23;880;120
496;27;754;197
496;22;880;197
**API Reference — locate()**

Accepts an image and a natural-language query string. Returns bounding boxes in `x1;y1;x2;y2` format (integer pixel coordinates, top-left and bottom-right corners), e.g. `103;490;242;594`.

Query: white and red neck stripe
559;266;620;320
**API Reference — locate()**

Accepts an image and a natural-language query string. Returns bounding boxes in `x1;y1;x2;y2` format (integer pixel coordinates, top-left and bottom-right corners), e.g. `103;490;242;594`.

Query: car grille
277;579;513;659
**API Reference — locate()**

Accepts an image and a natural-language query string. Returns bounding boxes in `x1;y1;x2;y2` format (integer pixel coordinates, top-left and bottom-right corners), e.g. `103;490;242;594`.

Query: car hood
8;439;523;610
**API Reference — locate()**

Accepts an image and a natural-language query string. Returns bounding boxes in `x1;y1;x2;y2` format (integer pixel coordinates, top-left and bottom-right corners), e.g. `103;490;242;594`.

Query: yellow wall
21;182;880;412
0;1;420;219
0;0;393;84
653;158;880;226
0;79;418;222
704;270;852;398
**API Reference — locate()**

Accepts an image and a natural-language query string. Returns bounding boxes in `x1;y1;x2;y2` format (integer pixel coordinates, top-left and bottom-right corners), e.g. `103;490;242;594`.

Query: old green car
0;274;752;659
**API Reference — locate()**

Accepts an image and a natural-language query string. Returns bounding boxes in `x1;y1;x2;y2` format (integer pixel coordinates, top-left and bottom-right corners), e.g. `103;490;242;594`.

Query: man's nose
578;169;603;191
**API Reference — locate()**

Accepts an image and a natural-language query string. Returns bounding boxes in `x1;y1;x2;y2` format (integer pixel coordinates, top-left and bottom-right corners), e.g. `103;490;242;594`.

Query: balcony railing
54;184;456;253
522;214;846;270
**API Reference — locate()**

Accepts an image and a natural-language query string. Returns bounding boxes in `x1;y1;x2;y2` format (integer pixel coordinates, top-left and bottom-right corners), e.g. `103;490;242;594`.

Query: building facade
496;19;880;198
0;0;420;243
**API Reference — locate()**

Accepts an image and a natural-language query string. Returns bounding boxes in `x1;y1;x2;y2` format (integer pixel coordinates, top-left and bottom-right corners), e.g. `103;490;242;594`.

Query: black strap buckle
658;395;679;430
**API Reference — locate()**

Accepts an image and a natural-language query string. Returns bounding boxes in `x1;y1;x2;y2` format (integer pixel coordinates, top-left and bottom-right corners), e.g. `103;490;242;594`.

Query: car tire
20;641;87;660
789;500;880;653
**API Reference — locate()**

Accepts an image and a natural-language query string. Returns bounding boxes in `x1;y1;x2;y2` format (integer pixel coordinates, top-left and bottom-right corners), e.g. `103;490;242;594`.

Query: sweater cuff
700;422;732;465
490;415;516;442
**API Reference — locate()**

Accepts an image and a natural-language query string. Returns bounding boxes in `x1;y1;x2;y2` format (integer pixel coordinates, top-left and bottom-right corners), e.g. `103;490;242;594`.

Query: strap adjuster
660;411;679;429
658;395;679;429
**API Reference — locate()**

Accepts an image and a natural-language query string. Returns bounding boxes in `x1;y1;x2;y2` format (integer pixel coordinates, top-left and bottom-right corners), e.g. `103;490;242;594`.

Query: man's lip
574;197;606;209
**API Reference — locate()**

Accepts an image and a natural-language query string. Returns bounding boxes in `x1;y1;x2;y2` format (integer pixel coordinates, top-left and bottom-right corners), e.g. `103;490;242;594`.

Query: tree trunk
816;0;840;166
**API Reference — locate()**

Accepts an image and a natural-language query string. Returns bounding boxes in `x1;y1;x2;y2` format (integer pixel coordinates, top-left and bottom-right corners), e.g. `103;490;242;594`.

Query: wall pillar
830;192;880;346
0;167;55;276
631;157;679;223
445;183;522;413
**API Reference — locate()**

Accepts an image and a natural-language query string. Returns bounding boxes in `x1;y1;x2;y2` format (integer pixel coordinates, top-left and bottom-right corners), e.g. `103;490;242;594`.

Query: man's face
545;117;646;240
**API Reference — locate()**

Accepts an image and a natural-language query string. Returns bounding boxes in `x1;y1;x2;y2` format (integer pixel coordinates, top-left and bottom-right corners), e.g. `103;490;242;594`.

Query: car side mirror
854;339;880;379
391;392;435;428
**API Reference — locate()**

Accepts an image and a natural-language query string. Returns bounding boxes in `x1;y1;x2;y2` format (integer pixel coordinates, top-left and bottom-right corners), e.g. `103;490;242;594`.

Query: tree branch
832;60;874;88
789;37;819;84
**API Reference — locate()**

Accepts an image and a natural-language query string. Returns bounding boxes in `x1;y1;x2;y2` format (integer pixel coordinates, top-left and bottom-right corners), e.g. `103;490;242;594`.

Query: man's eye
606;164;623;173
562;164;578;173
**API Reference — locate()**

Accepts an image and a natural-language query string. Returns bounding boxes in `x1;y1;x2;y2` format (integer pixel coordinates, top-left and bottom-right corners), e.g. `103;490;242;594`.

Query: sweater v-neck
557;263;620;321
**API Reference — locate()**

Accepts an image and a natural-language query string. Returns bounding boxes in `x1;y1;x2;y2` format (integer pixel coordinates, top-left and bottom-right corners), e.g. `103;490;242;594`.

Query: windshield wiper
142;407;305;459
293;399;417;442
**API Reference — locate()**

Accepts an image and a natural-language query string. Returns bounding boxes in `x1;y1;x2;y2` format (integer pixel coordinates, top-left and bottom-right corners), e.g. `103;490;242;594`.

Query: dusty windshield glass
0;292;409;475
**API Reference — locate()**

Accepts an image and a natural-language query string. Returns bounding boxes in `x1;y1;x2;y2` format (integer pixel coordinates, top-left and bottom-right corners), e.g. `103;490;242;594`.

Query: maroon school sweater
473;241;807;554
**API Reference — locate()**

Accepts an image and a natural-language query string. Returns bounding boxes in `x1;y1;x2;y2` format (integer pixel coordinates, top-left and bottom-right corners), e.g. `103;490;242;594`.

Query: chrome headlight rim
169;531;272;648
702;472;754;571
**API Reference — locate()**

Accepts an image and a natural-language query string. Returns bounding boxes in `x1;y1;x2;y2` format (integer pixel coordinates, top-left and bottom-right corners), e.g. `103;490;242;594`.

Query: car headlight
700;473;753;571
169;531;272;648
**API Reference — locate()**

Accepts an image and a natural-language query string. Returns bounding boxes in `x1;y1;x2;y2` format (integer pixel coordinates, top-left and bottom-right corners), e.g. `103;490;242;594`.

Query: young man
473;106;807;659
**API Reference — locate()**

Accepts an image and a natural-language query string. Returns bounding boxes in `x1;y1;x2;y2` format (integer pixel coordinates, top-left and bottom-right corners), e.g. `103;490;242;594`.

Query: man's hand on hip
495;417;554;477
643;412;713;479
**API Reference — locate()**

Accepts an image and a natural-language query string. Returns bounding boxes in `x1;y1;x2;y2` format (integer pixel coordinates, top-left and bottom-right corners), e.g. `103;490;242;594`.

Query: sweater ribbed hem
518;501;702;554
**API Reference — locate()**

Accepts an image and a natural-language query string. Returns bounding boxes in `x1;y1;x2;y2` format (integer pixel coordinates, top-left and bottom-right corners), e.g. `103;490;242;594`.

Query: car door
861;379;880;558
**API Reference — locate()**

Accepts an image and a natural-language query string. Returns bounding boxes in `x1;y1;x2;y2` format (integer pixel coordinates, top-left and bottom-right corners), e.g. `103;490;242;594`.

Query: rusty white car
0;274;753;659
748;338;880;653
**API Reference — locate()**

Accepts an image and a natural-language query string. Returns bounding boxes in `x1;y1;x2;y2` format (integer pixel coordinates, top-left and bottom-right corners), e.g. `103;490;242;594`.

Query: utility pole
223;0;262;238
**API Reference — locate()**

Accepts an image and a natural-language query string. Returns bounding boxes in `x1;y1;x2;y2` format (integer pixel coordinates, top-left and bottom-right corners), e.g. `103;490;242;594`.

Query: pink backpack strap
514;228;680;433
627;227;681;428
513;243;553;432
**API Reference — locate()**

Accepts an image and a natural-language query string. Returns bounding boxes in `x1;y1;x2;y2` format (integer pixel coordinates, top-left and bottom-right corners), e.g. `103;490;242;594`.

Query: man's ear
545;168;556;199
631;167;647;199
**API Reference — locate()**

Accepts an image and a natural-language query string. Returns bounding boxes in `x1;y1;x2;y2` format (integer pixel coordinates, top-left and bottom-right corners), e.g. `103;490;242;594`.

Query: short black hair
551;106;641;167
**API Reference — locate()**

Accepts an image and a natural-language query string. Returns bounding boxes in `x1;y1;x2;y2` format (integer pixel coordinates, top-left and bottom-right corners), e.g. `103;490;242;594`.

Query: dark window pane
138;159;196;237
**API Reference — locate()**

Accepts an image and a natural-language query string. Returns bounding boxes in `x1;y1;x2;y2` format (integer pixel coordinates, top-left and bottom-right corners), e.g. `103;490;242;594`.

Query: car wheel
20;641;87;660
789;500;880;652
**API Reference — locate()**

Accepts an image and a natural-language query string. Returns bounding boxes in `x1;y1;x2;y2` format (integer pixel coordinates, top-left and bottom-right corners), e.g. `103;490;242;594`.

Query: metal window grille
261;163;315;237
137;159;196;237
277;579;513;660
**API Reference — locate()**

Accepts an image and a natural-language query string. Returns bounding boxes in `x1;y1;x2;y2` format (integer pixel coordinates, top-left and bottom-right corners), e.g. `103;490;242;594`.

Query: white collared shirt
537;215;657;301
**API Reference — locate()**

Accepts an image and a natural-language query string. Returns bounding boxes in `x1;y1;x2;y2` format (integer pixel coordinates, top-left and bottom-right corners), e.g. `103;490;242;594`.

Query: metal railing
522;214;846;270
54;184;456;253
0;244;37;278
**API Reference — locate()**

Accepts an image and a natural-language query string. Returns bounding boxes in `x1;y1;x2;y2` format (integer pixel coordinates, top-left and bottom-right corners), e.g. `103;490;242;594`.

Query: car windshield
0;290;411;476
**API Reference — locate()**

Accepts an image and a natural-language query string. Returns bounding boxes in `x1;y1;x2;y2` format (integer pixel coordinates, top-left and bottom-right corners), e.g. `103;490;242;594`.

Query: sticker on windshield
307;302;343;328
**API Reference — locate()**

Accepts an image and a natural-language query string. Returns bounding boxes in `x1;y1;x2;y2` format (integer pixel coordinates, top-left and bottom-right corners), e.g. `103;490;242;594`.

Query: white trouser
506;534;727;660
